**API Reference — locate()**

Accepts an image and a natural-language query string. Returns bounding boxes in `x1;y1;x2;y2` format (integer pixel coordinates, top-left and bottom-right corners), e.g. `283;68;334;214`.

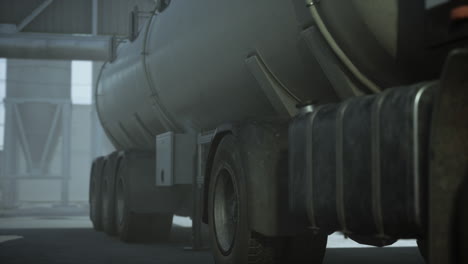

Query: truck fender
203;119;302;236
202;124;235;223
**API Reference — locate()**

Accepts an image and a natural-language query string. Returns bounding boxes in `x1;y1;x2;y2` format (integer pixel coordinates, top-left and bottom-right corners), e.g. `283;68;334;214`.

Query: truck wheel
89;157;105;231
416;239;427;262
208;135;327;264
101;154;119;236
115;162;173;243
418;177;468;264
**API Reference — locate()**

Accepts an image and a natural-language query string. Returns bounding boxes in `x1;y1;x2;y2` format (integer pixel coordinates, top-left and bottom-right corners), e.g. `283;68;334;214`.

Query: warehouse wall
0;59;114;205
6;59;71;204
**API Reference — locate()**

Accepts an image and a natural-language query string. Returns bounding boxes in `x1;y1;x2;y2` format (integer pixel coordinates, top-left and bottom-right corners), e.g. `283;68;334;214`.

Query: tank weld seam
105;128;123;150
94;61;122;149
134;113;154;139
141;7;181;132
118;122;138;148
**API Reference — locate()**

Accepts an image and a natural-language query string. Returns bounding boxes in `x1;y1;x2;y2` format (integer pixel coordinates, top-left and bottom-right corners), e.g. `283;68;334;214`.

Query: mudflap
428;49;468;264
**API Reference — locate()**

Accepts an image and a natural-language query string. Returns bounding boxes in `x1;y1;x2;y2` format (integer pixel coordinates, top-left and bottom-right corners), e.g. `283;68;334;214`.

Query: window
71;60;92;105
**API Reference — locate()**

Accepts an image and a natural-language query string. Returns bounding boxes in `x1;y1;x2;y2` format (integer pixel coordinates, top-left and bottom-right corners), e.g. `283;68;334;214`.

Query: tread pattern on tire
102;154;119;236
90;158;104;231
116;157;173;244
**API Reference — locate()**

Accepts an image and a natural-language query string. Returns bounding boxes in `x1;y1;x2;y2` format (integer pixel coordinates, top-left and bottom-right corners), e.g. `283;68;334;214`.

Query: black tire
456;177;468;264
208;135;327;264
115;159;173;243
418;178;468;264
101;153;119;236
89;157;105;231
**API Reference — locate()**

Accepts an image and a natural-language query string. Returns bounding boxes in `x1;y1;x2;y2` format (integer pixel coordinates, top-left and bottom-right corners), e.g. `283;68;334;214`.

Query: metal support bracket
17;0;54;32
245;54;300;117
186;130;215;251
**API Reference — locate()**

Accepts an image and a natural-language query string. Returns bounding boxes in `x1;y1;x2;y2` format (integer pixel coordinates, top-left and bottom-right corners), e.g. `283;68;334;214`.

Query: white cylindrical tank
96;0;437;150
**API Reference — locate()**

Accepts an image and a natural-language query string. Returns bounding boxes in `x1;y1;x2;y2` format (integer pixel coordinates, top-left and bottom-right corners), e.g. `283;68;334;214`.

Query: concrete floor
0;213;425;264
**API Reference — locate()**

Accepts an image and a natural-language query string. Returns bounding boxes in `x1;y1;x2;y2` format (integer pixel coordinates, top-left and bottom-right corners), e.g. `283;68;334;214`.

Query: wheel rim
213;168;239;255
116;178;125;226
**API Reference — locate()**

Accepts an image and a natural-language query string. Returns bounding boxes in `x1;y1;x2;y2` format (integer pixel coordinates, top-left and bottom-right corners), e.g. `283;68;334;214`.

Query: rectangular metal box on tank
289;84;434;240
156;132;197;186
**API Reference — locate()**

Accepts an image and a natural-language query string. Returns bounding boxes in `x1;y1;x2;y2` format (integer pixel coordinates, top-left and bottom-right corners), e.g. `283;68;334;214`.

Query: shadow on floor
0;226;425;264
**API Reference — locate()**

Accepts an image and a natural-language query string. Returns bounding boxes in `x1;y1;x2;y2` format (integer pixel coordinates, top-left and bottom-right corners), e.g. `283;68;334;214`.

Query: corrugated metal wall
0;0;155;35
24;0;93;34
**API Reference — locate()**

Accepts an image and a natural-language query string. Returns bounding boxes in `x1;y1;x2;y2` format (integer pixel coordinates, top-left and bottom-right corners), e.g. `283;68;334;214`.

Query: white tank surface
96;0;438;151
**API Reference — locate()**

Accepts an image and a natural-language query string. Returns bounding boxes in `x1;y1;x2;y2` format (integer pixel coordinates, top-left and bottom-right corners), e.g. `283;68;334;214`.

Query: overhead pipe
0;33;115;61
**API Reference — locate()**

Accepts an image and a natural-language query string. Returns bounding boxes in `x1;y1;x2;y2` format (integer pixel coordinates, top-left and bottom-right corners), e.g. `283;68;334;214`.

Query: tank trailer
89;1;468;263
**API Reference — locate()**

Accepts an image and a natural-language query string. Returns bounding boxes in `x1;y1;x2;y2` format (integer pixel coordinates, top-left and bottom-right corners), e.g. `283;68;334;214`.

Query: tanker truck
88;0;468;263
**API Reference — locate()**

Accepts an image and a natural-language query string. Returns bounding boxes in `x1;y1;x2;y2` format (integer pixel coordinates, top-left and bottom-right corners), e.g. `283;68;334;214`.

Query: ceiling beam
17;0;54;32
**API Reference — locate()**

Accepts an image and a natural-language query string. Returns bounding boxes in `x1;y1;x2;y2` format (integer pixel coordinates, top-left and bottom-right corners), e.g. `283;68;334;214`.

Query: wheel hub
213;168;239;254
